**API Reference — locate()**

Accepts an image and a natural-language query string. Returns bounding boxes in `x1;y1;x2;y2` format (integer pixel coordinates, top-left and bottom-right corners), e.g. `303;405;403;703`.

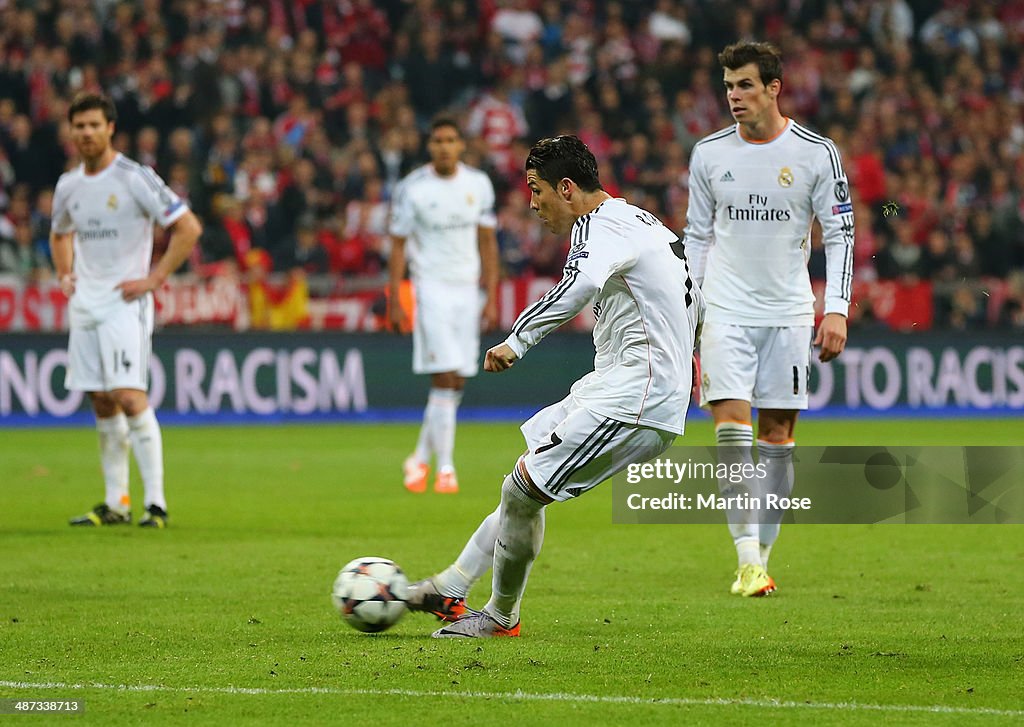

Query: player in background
387;118;499;495
682;42;853;596
405;135;704;637
52;92;202;528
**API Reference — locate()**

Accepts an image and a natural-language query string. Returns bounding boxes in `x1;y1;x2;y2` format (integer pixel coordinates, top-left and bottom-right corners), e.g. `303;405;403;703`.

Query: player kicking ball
405;135;704;637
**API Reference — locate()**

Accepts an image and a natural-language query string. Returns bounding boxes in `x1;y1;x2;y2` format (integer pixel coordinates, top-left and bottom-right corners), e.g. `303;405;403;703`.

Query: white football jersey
504;198;704;435
388;162;497;285
52;153;188;316
682;119;854;326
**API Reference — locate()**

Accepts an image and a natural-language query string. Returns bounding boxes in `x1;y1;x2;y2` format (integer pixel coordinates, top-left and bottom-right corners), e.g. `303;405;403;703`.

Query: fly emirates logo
427;214;475;233
726;193;791;222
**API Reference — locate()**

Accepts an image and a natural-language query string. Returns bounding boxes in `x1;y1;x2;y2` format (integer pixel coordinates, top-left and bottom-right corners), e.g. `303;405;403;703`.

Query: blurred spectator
496;188;542;276
491;0;543;65
648;0;692;46
997;271;1024;329
194;193;249;274
275;215;329;274
403;26;459;125
30;188;53;260
920;228;957;282
949;230;981;279
344;177;388;257
876;220;923;281
526;56;573;136
0;218;50;280
466;74;529;178
946;284;986;330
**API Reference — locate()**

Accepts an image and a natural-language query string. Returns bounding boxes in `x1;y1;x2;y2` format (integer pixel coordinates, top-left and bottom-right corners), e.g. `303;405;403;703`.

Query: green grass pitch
1;417;1022;725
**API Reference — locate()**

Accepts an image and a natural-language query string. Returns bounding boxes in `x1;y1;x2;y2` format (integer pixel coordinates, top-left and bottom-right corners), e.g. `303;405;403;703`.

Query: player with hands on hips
52;92;202;529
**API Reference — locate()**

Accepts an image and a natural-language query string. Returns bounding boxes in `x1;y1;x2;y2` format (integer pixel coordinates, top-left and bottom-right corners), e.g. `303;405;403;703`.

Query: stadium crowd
1;0;1023;329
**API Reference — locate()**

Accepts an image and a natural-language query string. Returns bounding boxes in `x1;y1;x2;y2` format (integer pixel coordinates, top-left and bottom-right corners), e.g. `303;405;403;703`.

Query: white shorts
413;280;482;377
66;295;154;393
520;394;676;502
699;323;813;410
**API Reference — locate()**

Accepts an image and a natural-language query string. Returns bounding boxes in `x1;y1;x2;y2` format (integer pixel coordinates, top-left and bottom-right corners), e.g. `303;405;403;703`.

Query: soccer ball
331;557;409;633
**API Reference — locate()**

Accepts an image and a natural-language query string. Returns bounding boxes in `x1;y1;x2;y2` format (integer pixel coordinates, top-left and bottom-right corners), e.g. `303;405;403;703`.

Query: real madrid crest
107;194;118;210
777;167;793;188
466;194;475;206
702;372;711;391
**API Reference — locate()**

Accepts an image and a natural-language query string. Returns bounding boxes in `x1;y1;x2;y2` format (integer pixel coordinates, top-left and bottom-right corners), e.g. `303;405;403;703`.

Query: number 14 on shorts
112;349;132;373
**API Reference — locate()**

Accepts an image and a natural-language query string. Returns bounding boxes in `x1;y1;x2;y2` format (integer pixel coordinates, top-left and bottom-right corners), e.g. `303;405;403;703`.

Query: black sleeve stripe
572;213;592;244
790;122;836;149
845;234;854;301
800;126;845;180
790;126;842;180
790;128;840;179
833;214;854;302
840;235;851;302
695;125;738;148
511;266;581;336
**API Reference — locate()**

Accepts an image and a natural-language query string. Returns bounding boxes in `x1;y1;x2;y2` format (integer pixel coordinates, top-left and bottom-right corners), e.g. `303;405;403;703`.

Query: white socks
96;413;130;512
412;404;432;463
127;408;166;510
715;422;759;566
485;473;546;629
430;388;461;471
433;470;548;626
716;422;796;571
413;387;463;471
434;505;501;599
757;439;795;571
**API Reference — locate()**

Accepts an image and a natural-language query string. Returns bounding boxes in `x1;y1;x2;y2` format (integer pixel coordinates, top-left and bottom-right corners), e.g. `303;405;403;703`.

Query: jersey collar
80;152;122;180
737;118;791;145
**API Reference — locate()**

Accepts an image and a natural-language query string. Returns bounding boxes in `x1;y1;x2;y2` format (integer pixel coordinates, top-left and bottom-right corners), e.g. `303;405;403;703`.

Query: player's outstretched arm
814;312;847;362
484;343;518;372
386;234;410;333
49;231;76;296
118;210;202;301
478;225;499;332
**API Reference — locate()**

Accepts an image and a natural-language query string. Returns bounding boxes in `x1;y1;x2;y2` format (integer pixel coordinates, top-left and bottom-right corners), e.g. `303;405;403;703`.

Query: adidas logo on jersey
720;171;735;182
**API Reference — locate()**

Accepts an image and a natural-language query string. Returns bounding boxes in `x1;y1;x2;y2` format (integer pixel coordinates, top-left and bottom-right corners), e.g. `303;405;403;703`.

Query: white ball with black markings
331;557;409;633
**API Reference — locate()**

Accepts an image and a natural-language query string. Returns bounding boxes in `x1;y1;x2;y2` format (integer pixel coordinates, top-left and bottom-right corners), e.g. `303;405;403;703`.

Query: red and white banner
0;274;953;333
157;275;248;328
306;277;596;332
0;274;247;332
0;277;70;330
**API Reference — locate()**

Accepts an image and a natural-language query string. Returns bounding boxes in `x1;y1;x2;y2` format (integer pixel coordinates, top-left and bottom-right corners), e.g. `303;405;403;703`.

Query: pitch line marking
0;681;1020;718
